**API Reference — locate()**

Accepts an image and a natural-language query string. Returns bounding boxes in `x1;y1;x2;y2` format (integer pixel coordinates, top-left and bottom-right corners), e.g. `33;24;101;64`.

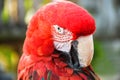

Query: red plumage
18;1;100;80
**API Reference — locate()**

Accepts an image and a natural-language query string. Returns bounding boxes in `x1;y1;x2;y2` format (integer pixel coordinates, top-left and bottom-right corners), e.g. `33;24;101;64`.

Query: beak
77;35;94;67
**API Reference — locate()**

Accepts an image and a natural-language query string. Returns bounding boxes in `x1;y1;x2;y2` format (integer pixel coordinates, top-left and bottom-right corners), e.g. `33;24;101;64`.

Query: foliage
1;1;9;24
92;40;116;75
42;0;51;5
0;45;19;73
24;0;33;12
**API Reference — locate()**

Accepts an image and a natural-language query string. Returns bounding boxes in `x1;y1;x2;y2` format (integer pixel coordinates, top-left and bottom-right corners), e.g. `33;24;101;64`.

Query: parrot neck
53;44;81;71
53;49;99;80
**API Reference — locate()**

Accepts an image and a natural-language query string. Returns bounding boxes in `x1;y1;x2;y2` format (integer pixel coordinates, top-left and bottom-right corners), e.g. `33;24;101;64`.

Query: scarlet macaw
18;1;100;80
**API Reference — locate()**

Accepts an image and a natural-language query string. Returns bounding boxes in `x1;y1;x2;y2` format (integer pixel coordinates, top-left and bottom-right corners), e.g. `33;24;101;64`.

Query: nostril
71;40;78;48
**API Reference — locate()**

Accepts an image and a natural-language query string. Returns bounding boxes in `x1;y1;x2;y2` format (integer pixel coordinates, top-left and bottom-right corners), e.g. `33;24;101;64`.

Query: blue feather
41;77;44;80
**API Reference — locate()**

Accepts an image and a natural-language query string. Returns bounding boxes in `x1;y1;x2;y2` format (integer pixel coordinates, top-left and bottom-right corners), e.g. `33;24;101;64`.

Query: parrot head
23;1;95;68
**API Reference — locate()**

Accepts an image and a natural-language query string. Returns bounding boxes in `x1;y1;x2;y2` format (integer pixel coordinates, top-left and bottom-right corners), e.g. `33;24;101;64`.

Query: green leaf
0;45;19;72
1;5;9;24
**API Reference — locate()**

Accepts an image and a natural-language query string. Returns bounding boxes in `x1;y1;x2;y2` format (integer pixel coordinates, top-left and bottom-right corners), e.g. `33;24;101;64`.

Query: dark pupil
58;27;61;31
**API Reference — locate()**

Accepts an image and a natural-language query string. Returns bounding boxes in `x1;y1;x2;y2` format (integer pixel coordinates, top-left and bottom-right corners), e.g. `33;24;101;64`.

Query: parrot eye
52;24;73;42
53;25;64;34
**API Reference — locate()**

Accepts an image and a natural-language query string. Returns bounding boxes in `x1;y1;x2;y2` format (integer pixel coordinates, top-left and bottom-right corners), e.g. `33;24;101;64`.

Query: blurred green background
0;0;120;80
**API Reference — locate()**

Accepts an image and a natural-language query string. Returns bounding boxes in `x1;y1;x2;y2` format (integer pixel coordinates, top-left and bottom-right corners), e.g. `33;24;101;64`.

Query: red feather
18;1;99;80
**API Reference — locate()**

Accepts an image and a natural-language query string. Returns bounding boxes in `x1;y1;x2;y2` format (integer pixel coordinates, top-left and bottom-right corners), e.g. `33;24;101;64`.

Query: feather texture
18;1;99;80
18;50;100;80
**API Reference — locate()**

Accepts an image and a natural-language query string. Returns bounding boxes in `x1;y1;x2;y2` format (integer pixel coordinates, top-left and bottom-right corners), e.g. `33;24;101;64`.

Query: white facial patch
54;40;72;53
77;35;94;67
52;25;73;52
